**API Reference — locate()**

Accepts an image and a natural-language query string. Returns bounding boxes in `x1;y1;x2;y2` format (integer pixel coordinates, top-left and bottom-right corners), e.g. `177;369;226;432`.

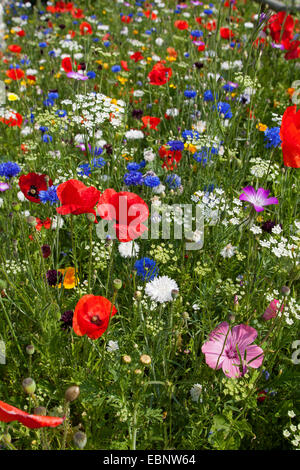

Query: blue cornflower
203;90;214;102
103;41;110;47
193;146;218;165
264;127;281;149
39;126;48;133
43;98;54;107
48;91;59;100
39;42;47;48
127;162;140;172
263;369;270;381
92;157;106;168
134;257;159;281
78;163;92;177
123;171;144;186
39;185;59;205
111;65;121;73
0;161;21;179
87;71;96;79
166;174;181;189
55;110;67;118
204;8;213;14
216;102;233;119
191;30;203;37
88;146;103;156
143;175;160;188
184;89;197;99
167;140;184;151
42;134;52;143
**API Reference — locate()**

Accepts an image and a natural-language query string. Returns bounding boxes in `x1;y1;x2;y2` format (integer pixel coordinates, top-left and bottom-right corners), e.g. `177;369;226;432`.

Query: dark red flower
0;400;64;429
19;173;53;203
97;189;149;242
280;105;300;168
73;294;117;339
268;12;294;44
56;179;101;221
148;63;172;86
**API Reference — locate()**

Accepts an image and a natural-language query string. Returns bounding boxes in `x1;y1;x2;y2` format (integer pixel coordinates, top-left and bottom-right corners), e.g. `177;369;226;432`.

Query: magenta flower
0;182;10;192
239;186;278;212
201;322;264;378
66;71;88;81
263;299;284;321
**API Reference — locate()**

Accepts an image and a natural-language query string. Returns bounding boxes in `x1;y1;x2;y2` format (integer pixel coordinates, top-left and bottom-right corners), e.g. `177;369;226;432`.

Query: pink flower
263;299;284;320
201;322;264;378
239;186;278;212
66;71;88;81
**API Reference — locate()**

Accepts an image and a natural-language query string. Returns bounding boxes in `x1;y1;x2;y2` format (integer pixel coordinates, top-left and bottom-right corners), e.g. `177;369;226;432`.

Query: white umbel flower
118;241;139;258
145;276;178;303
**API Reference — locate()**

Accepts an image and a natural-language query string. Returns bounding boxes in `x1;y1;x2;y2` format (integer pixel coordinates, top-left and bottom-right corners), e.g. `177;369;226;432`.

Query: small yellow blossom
257;123;267;132
7;93;19;101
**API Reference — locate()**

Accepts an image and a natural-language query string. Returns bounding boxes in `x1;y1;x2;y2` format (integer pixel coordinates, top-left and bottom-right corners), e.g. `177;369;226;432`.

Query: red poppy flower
121;60;129;71
0;400;64;429
61;56;76;73
71;8;84;19
16;30;26;37
280;105;300;168
35;217;52;231
79;21;93;35
121;15;132;23
282;38;300;60
144;10;157;20
159;145;182;170
174;20;189;30
97;189;149;242
130;51;144;62
268;12;294;44
141;116;161;130
0;111;23;127
19;173;53;203
6;68;25;80
26;75;36;82
73;294;117;340
148;63;172;86
220;27;234;39
8;44;22;54
56;179;101;222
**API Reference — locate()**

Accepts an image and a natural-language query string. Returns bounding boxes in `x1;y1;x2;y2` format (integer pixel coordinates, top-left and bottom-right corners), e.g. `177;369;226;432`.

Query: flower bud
171;289;179;299
26;345;35;355
122;355;132;364
134;290;142;299
134;368;142;375
86;213;95;223
26;216;37;226
113;278;122;290
140;354;151;365
73;431;87;449
0;279;7;290
34;406;46;416
22;377;36;395
281;286;290;296
65;385;80;402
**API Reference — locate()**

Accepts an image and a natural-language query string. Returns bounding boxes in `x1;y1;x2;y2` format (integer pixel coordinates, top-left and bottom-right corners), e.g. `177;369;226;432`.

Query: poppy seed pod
22;378;36;395
73;431;87;449
26;345;35;355
281;286;290;296
65;385;80;402
113;278;122;290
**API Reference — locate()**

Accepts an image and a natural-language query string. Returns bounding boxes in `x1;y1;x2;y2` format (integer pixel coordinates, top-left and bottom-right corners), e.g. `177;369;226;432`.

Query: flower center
27;185;39;199
90;315;103;326
226;346;238;360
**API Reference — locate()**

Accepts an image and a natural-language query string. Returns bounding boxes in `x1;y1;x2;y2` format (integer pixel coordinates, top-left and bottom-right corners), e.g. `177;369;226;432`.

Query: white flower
288;410;296;418
145;276;178;303
283;429;291;438
51;215;64;230
144;148;156;162
106;340;119;353
190;384;203;402
220;244;236;258
125;130;144;140
271;225;282;235
250;225;262;235
155;38;164;46
118;241;139;258
17;191;25;201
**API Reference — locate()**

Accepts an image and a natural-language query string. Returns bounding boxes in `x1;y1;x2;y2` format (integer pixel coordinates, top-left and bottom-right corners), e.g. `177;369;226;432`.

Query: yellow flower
257;123;267;132
54;72;61;79
166;56;176;62
58;267;78;289
256;216;264;223
184;143;197;154
103;63;109;69
4;79;12;84
117;76;127;85
133;30;139;35
7;93;19;101
39;66;44;71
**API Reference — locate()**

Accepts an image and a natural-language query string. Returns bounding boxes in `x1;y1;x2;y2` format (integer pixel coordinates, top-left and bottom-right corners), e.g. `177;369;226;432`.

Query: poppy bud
113;278;122;290
26;345;35;355
22;378;36;395
65;385;80;402
73;431;87;449
134;291;142;299
26;216;37;226
86;213;95;222
34;406;46;416
281;286;290;296
171;289;179;299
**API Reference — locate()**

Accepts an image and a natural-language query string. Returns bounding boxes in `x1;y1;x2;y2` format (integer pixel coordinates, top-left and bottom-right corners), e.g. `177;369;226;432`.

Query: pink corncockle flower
263;299;284;320
239;186;278;212
66;71;88;81
0;182;10;192
201;322;264;378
